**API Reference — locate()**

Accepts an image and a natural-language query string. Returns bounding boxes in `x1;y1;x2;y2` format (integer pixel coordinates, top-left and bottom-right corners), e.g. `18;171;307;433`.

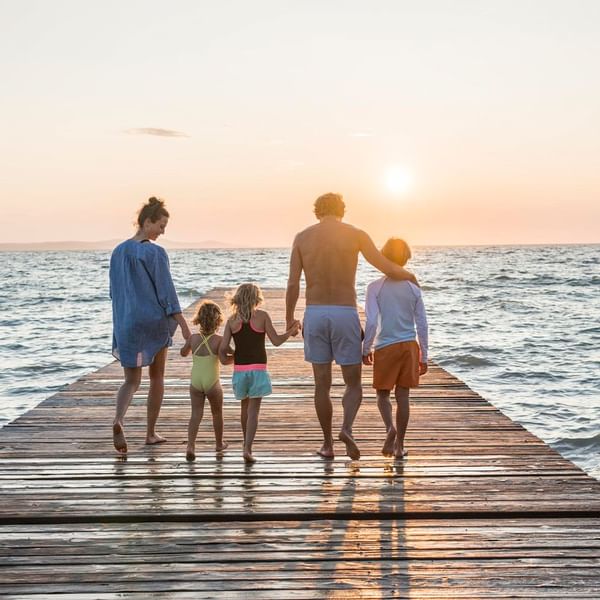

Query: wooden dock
1;288;600;598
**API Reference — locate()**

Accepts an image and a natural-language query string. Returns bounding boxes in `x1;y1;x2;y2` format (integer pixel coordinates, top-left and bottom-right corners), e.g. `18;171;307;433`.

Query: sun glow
385;165;414;195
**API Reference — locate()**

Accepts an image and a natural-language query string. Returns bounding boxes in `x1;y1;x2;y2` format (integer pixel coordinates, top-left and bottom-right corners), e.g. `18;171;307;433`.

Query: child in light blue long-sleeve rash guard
362;238;428;460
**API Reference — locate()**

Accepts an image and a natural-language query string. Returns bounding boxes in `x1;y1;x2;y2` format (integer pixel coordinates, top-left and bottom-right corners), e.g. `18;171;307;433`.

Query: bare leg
186;385;206;461
146;346;168;445
207;383;228;452
395;386;410;459
113;366;142;453
312;363;334;458
240;397;249;442
377;389;396;457
338;363;362;460
243;397;262;463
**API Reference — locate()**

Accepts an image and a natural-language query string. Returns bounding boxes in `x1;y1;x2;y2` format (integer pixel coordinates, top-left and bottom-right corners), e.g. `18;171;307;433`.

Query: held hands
362;352;373;366
407;270;419;287
180;321;192;341
286;320;301;337
419;361;428;375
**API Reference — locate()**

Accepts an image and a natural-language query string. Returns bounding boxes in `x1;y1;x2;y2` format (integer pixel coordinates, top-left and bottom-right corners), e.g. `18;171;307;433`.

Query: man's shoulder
294;222;321;238
295;220;362;241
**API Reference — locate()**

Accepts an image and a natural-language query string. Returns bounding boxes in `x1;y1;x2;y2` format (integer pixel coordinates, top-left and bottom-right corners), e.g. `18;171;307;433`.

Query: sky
1;0;599;247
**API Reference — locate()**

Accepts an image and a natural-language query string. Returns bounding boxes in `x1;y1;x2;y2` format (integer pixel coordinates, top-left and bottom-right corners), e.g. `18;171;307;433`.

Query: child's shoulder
208;332;223;350
253;309;271;324
407;281;422;295
367;275;386;288
366;276;387;294
188;332;202;349
227;315;242;331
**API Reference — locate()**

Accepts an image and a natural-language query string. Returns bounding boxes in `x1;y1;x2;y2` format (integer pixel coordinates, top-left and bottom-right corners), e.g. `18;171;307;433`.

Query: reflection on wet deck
1;289;600;597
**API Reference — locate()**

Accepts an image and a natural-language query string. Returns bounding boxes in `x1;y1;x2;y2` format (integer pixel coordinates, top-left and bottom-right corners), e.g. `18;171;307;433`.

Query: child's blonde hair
192;300;223;335
228;283;264;322
381;238;412;267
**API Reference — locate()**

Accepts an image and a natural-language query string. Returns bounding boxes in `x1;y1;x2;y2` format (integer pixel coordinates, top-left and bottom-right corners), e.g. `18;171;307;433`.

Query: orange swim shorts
372;340;420;390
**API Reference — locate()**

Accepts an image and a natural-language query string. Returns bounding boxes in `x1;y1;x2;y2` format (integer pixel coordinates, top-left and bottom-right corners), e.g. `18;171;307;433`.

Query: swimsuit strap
193;333;215;356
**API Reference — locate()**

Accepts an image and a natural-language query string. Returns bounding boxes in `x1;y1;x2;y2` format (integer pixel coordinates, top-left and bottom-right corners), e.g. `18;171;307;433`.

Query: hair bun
136;196;169;228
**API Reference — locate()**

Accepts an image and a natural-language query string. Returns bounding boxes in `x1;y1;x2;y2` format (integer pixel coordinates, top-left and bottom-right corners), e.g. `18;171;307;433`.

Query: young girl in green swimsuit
180;300;232;461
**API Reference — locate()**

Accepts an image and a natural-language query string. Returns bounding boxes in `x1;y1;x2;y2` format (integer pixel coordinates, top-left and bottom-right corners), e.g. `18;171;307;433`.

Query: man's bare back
292;218;362;306
286;215;415;324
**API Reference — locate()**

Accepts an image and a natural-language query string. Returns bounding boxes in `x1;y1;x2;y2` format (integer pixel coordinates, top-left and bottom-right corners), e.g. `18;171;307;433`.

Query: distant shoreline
0;241;598;252
0;239;242;252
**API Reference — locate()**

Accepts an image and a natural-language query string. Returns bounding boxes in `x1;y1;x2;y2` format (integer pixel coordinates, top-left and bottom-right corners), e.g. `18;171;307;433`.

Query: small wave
564;276;600;287
440;354;497;368
0;342;29;351
580;326;600;334
552;432;600;453
493;370;564;382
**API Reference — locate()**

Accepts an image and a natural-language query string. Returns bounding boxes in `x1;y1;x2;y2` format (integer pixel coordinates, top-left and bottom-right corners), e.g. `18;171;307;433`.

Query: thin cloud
124;127;189;138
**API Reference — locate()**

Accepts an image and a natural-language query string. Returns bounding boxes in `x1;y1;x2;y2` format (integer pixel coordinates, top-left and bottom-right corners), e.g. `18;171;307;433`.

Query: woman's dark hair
137;197;169;228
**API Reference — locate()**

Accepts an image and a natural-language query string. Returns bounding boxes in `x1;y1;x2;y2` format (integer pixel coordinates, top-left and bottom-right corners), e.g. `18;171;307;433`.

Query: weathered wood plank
0;288;599;596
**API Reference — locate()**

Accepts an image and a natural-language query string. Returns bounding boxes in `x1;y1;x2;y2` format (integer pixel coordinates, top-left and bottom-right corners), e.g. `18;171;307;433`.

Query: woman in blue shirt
109;197;191;453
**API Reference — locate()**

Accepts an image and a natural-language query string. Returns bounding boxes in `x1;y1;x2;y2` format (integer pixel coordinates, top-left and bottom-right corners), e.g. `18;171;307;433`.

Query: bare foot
395;447;408;460
145;433;167;445
382;427;396;457
113;422;127;454
186;444;196;462
216;441;229;453
339;429;360;460
316;444;335;459
243;449;256;464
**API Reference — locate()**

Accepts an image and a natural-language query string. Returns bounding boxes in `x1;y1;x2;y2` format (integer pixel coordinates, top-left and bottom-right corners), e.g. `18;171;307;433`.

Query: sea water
0;245;598;478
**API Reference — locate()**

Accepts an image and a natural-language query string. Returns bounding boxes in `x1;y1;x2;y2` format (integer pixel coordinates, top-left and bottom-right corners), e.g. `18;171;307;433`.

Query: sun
385;165;413;195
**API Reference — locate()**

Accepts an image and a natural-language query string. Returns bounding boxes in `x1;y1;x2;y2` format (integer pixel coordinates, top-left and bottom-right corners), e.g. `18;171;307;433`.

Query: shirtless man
286;193;417;460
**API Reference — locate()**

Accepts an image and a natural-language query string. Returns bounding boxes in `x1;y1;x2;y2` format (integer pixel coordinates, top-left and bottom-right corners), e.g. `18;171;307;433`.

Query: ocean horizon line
1;240;599;252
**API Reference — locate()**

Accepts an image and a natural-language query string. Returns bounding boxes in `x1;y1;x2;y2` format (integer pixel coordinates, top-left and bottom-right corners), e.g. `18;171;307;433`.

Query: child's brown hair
381;238;411;267
192;300;223;335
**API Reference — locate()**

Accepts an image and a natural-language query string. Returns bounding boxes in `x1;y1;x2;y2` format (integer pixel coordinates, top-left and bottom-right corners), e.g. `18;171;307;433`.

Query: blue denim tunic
109;239;181;368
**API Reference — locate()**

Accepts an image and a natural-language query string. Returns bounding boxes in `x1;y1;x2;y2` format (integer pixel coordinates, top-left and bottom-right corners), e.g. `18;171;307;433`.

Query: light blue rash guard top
109;239;181;368
362;277;429;362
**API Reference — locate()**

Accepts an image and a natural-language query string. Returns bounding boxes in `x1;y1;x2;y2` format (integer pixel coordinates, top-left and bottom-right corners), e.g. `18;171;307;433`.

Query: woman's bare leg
146;347;168;444
113;366;142;453
243;397;262;463
395;386;410;458
207;383;228;452
376;389;396;457
186;386;206;461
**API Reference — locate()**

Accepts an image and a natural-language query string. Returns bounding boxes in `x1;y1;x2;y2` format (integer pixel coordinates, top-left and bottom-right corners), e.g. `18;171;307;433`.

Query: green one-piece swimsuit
190;333;219;392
